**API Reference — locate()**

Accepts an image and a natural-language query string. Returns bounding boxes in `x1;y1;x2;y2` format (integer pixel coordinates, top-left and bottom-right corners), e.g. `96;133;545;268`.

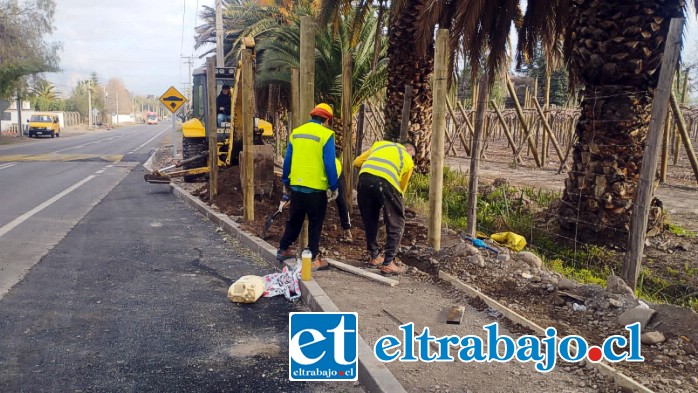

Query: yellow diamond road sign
159;86;187;113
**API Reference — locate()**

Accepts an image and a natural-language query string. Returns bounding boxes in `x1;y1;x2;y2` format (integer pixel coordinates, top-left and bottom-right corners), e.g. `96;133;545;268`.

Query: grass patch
666;223;696;238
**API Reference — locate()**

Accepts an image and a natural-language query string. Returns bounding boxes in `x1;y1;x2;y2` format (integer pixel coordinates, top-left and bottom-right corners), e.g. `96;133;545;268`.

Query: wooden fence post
491;100;518;157
427;29;449;250
298;15;315;251
532;97;565;162
506;76;542;167
341;52;354;213
622;17;684;290
206;56;219;199
467;75;489;236
670;92;698;184
399;85;413;142
241;38;255;221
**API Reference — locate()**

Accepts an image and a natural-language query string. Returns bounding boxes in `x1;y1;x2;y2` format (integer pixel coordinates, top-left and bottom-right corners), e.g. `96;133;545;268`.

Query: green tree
194;0;306;65
0;0;61;98
255;8;387;117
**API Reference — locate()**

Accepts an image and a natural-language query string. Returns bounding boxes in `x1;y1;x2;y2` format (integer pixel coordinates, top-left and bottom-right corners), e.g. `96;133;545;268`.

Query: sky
45;1;698;98
46;0;205;98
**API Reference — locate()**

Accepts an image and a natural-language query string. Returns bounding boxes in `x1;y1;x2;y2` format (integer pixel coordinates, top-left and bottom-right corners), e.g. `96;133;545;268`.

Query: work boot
340;229;353;243
311;256;330;271
276;248;296;261
380;260;406;276
366;255;384;269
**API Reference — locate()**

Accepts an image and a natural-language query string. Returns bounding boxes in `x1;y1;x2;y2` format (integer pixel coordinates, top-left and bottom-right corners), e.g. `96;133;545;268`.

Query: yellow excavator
145;38;274;191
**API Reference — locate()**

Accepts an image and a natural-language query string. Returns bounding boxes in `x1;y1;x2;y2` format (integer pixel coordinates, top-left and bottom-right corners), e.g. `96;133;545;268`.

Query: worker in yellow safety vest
277;103;338;271
353;140;416;276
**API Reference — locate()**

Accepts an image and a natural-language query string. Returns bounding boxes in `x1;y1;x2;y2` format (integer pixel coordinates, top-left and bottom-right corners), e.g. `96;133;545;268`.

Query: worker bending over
277;103;339;271
353;140;416;276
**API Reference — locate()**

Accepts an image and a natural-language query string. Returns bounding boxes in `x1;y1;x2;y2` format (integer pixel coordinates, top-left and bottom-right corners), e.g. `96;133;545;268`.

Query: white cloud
46;0;208;96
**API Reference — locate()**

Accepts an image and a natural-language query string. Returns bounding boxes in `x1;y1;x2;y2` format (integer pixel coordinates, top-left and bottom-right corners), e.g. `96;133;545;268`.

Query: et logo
289;312;358;381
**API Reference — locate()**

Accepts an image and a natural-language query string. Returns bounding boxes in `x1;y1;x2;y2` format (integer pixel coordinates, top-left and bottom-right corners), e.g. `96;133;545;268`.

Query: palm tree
418;0;692;243
30;79;57;101
255;8;388;151
194;0;307;65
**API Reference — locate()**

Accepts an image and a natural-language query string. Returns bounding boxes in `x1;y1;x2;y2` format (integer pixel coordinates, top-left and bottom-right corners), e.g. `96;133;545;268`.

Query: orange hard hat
309;103;333;120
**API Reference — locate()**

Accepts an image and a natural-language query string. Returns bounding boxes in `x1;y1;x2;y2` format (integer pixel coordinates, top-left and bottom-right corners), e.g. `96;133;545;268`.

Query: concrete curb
168;182;407;393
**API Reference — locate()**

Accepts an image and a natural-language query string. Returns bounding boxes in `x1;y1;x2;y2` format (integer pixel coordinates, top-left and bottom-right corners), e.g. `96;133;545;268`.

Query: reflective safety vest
335;158;342;177
289;122;335;191
359;141;414;194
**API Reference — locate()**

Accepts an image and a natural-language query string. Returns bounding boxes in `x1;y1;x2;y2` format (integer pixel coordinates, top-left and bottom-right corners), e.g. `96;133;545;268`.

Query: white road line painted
106;165;114;168
95;170;105;174
134;127;168;152
0;163;17;170
0;175;95;238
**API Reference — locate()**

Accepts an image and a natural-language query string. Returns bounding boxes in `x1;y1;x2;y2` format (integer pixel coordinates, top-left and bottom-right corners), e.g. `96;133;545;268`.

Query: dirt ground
148;137;698;392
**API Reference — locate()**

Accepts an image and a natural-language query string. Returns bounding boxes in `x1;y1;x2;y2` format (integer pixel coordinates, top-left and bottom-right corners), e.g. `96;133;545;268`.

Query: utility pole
16;91;23;137
215;0;224;67
182;55;194;114
87;81;92;128
115;88;119;126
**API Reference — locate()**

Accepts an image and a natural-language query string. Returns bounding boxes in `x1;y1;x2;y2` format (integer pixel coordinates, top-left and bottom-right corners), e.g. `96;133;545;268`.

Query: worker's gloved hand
327;189;339;202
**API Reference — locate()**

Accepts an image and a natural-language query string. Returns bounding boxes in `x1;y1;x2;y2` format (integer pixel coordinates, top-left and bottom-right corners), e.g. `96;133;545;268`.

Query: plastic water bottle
301;249;313;281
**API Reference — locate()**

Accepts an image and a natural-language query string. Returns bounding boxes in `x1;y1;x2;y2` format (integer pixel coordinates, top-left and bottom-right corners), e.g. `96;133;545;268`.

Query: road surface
0;125;356;392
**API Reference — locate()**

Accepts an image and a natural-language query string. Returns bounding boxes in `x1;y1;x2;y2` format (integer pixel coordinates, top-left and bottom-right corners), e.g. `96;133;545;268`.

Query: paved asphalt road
0;126;357;392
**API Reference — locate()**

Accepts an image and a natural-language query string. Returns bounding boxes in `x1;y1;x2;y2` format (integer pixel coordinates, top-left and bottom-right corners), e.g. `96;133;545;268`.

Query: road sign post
159;86;188;158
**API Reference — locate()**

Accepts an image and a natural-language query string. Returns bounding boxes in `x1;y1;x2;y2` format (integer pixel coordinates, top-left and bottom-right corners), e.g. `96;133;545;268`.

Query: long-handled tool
461;235;500;254
261;194;290;238
144;151;209;184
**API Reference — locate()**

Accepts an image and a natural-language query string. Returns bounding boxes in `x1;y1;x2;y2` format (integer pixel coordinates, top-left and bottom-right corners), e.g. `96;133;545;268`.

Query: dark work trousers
357;173;405;265
279;190;328;260
335;173;351;230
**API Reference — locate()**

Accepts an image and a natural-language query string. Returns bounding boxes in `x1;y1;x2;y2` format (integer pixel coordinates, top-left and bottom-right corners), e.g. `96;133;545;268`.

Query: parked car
28;113;60;138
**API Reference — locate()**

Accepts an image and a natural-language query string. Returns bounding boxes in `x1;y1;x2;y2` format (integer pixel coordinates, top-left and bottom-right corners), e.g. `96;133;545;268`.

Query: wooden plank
622;18;684;289
327;259;399;286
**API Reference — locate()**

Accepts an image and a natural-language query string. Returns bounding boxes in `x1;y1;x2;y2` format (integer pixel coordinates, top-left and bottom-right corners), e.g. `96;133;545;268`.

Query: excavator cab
146;37;274;195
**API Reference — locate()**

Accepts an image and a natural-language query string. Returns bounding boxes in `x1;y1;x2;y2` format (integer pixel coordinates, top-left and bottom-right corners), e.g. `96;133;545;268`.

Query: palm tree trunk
383;0;434;173
559;0;684;244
